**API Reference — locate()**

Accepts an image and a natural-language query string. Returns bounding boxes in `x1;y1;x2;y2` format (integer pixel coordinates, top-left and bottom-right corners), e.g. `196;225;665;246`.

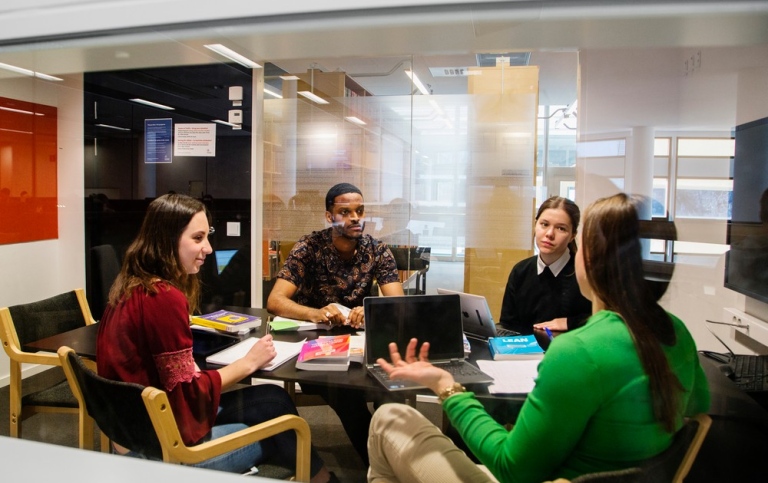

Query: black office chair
57;346;312;481
390;246;431;295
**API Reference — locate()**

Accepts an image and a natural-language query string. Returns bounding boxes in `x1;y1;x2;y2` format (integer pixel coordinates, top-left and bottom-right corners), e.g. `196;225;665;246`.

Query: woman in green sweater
367;193;710;483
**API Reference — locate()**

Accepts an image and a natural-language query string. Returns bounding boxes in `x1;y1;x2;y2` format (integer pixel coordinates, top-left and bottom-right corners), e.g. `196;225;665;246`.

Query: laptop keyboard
496;327;521;337
733;355;768;392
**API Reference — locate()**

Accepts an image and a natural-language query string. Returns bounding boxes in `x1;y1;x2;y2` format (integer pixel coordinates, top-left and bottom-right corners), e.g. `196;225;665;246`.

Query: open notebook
206;337;305;371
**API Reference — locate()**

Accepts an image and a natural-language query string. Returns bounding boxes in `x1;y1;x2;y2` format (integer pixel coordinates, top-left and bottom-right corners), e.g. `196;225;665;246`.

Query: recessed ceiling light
129;98;175;110
345;116;366;126
0;106;44;116
204;44;262;69
212;119;240;128
280;75;300;81
264;87;283;99
0;62;62;82
297;91;329;105
95;123;130;131
404;70;430;96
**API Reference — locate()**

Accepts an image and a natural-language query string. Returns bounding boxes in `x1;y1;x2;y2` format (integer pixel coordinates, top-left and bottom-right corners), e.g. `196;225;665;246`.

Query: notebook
363;294;494;391
436;288;519;340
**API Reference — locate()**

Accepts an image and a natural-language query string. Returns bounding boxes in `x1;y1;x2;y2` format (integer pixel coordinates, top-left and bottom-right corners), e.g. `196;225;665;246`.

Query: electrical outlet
723;308;768;347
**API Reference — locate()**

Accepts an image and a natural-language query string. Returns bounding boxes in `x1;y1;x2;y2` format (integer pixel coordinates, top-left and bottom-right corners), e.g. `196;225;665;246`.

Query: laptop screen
214;249;238;275
364;294;463;364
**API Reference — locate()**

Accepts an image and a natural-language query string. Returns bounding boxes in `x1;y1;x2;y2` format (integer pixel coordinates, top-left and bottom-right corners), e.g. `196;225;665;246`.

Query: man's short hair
325;183;363;211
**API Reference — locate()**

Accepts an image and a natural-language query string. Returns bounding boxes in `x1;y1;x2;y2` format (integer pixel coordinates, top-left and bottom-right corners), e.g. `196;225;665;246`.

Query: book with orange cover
295;335;351;371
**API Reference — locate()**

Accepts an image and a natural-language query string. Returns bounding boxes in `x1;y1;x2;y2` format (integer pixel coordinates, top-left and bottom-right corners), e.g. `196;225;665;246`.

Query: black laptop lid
364;294;463;364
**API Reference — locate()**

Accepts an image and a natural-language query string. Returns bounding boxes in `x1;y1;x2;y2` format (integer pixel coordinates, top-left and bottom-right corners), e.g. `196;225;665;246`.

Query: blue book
488;335;545;360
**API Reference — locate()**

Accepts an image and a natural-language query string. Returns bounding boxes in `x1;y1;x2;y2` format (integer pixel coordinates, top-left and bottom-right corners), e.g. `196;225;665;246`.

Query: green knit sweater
444;310;710;483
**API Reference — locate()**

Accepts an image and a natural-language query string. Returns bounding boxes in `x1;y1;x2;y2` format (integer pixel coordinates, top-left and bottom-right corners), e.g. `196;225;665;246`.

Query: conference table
24;306;546;405
24;307;768;431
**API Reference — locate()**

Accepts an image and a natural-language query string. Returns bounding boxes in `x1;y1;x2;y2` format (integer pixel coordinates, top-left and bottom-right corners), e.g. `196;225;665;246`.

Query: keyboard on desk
732;354;768;392
495;327;520;337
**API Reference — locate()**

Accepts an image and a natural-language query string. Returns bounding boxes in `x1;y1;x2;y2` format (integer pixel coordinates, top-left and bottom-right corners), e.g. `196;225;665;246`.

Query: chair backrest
639;413;712;483
1;288;94;350
58;347;163;459
390;246;431;272
88;244;121;319
570;467;642;483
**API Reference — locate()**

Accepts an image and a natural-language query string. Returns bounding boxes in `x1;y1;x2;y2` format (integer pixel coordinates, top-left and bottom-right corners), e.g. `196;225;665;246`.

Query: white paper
476;359;540;394
206;337;305;371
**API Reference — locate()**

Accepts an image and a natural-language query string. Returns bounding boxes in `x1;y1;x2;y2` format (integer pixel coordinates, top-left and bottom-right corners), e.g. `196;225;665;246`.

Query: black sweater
499;255;592;334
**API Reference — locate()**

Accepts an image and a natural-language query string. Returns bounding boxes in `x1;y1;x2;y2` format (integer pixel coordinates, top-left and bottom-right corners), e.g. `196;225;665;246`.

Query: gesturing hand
376;338;456;395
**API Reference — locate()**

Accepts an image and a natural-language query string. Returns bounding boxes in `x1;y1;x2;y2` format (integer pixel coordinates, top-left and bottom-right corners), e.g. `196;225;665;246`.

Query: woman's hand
243;334;277;371
377;338;455;395
533;317;568;331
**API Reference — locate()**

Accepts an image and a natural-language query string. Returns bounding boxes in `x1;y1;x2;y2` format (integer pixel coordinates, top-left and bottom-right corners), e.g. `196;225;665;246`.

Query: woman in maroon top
97;193;334;481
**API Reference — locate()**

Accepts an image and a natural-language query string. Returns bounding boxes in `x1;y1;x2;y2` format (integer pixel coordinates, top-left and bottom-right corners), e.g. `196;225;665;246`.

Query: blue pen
544;327;554;340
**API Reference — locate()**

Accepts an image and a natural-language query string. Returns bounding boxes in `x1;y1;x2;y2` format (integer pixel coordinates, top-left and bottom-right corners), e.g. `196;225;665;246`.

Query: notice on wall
174;123;217;157
144;118;173;164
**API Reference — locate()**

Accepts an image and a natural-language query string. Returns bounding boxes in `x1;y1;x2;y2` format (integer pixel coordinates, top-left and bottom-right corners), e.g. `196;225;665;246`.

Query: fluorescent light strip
280;75;300;81
405;70;430;95
345;116;366;126
204;44;262;69
95;123;130;131
130;98;175;110
0;106;43;116
264;87;283;99
0;128;33;134
297;91;329;105
0;62;62;82
212;119;240;128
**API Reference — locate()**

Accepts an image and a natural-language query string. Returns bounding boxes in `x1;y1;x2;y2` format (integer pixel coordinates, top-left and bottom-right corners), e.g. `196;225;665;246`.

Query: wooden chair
547;413;712;483
57;346;312;482
0;288;96;445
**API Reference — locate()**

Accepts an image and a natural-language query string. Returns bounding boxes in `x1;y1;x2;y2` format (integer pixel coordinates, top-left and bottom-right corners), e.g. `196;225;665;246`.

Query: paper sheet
476;359;540;394
206;337;305;371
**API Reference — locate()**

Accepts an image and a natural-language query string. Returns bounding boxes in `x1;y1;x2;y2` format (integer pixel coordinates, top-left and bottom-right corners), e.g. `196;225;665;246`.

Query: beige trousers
367;403;499;483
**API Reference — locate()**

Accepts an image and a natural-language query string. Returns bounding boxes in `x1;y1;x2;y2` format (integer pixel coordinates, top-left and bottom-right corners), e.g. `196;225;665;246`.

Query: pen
544;327;554;340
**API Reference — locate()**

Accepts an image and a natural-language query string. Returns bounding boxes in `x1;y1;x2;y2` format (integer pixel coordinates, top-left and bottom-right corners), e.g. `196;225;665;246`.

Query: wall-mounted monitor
724;116;768;303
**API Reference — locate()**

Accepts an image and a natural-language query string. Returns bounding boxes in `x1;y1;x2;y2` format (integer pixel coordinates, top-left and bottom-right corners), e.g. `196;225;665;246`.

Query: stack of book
191;310;262;334
296;335;352;371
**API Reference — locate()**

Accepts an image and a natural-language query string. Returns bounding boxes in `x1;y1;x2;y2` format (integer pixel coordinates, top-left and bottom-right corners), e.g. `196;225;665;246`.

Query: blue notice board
145;118;173;163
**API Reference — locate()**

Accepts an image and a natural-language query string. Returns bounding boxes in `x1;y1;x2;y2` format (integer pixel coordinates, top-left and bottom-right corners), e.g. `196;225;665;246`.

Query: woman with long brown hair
97;194;335;482
366;193;710;483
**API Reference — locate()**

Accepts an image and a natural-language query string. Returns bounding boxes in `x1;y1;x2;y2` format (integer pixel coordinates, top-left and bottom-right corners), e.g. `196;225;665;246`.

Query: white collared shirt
537;250;571;277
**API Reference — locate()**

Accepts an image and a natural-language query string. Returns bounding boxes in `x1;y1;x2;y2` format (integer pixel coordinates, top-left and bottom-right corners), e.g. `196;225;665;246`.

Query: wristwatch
437;382;466;403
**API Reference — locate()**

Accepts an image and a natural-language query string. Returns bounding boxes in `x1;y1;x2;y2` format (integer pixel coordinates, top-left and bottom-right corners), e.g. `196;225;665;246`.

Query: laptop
363;294;494;391
436;288;520;340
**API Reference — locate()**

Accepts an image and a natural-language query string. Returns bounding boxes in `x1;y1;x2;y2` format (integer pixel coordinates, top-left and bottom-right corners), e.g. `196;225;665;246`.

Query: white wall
0;75;85;386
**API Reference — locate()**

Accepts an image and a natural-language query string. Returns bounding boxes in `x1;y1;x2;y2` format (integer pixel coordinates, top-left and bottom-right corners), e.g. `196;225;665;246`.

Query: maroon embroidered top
277;228;400;309
97;282;222;445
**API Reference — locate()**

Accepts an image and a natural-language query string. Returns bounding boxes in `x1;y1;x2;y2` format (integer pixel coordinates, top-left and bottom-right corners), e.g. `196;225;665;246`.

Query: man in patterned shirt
267;182;404;464
268;182;404;326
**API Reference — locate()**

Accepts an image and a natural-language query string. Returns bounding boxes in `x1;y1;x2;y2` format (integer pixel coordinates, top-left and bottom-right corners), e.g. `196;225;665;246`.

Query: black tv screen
725;116;768;303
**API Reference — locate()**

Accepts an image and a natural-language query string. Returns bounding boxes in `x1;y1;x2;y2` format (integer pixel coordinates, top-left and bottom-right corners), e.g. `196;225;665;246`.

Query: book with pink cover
296;335;351;371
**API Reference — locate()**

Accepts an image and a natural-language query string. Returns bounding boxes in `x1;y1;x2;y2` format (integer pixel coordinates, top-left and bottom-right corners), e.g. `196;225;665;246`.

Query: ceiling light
564;100;578;118
95;123;130;131
404;70;430;95
204;44;262;69
280;75;300;81
264;87;283;99
0;106;44;116
298;91;329;105
130;98;175;110
345;116;366;126
0;62;62;82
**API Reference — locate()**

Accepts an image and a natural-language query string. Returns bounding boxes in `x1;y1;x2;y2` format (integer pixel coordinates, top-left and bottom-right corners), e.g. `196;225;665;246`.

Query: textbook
488;334;545;360
191;310;262;334
296;335;351;371
269;317;332;332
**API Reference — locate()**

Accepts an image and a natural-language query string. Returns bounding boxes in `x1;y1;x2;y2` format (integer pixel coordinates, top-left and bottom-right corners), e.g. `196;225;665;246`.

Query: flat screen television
724;116;768;303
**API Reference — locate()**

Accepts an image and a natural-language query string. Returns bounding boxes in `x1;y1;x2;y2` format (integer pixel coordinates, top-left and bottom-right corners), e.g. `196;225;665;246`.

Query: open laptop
436;288;520;340
363;294;494;391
